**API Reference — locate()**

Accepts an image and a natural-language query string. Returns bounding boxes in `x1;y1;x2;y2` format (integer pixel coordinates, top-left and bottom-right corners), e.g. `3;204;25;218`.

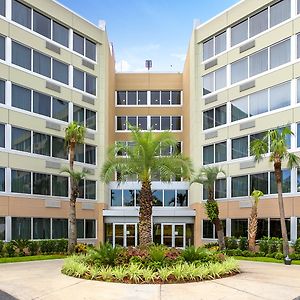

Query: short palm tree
248;190;264;252
191;166;226;250
63;122;86;253
250;127;300;257
101;127;193;246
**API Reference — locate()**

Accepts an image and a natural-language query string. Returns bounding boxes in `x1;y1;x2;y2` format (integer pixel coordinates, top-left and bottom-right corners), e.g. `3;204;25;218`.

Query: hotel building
0;0;300;247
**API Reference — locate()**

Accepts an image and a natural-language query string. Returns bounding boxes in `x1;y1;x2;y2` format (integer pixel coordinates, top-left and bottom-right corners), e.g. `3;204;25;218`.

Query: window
298;123;300;148
74;105;97;130
0;217;4;240
270;0;291;27
256;219;269;240
52;175;68;197
231;20;248;46
85;144;96;165
73;33;96;61
231;176;248;197
33;218;50;239
0;0;4;16
203;105;226;130
77;219;84;238
12;41;31;70
53;60;69;84
0;168;4;192
203;142;227;165
12;217;31;240
203;31;226;60
85;180;96;200
124;190;135;206
232;136;248;159
33;51;51;77
33;11;51;38
53;21;69;47
12;0;31;28
215;179;227;199
111;190;122;206
231;97;248;122
231;58;248;84
52;219;68;239
33;132;50;156
0;124;4;148
172;116;181;130
73;32;84;55
117;91;126;105
86;40;96;61
250;9;268;37
203;67;226;95
249;89;268;117
73;69;96;95
86;109;96;130
298;34;300;59
0;80;4;104
250;172;268;194
52;98;68;122
270;218;290;240
249;49;268;77
203;144;214;165
0;35;4;60
270;169;291;193
153;190;163;206
203;38;214;61
270;82;290;111
298;0;300;14
164;190;175;207
231;219;248;237
85;220;96;238
33;91;51;117
215;32;226;56
11;127;31;152
33;173;50;195
73;69;84;91
86;73;96;95
52;136;67;159
11;170;31;194
203;220;214;238
297;169;300;193
177;190;188;206
270;39;290;69
12;84;31;111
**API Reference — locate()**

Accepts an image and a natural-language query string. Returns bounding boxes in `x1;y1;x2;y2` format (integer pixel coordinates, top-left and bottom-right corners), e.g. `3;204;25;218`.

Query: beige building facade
0;0;300;247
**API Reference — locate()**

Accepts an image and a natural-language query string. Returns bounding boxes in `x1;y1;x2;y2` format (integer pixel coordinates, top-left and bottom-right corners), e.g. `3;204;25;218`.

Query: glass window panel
231;58;248;84
12;217;31;240
0;80;4;104
298;0;300;14
33;132;50;156
152;190;163;206
270;0;291;27
123;190;135;206
138;91;147;105
232;176;248;197
161;91;171;105
231;219;248;237
33;11;51;38
117;116;126;130
12;84;31;111
74;143;84;163
0;168;5;192
73;68;84;91
53;60;68;84
270;82;290;111
171;116;181;130
215;32;226;55
171;91;181;105
250;172;268;194
250;9;268;37
298;34;300;59
215;142;227;163
33;91;51;117
85;220;96;238
138;117;147;130
78;180;84;199
12;41;31;70
164;190;175;207
52;175;68;197
12;0;31;28
256;219;269;239
231;97;248;122
33;51;51;77
86;73;96;95
73;32;84;55
127;91;137;105
0;0;5;16
105;223;113;244
0;35;4;60
52;136;67;159
11;127;31;152
52;98;68;122
0;124;4;148
270;39;291;69
11;170;31;194
117;91;126;105
270;170;291;193
270;218;290;240
232;136;248;159
215;179;226;199
85;144;96;165
231;20;248;46
278;126;291;149
77;219;84;239
111;190;122;206
177;190;188;206
151;91;160;105
298;123;300;148
53;21;69;47
151;116;160;130
33;218;50;239
203;72;214;95
203;38;214;60
86;109;96;130
215;67;227;90
203;220;214;238
128;116;137;127
203;145;214;165
249;89;268;116
203;109;214;130
250;132;268;154
33;173;50;195
86;180;96;200
0;217;5;240
161;117;170;130
249;49;268;77
52;219;68;239
215;105;226;126
86;39;96;60
73;105;84;125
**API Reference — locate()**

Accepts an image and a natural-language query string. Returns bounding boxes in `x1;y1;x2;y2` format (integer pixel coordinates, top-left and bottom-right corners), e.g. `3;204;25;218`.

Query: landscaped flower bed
62;243;240;284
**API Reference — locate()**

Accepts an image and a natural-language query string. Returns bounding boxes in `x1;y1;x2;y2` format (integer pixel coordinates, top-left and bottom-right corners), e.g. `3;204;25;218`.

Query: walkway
0;259;299;300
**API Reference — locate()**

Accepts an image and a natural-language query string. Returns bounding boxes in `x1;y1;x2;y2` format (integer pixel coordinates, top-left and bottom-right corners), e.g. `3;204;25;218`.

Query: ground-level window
231;219;248;237
12;217;31;240
0;217;5;240
202;220;226;239
269;218;290;241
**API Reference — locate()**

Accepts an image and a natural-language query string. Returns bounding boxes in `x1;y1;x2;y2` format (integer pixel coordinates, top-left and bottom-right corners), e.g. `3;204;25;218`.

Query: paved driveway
0;259;300;300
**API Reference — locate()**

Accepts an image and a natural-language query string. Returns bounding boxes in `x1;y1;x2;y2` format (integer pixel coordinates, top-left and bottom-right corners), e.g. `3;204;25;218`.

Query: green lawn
0;254;67;264
234;256;300;265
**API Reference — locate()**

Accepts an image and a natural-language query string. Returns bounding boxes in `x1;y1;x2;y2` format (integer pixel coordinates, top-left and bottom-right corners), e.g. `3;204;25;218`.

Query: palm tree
63;122;86;253
248;190;264;252
101;127;193;247
251;127;300;257
191;166;226;250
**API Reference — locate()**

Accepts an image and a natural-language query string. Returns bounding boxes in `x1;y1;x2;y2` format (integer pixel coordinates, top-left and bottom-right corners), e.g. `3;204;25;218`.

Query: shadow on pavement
0;290;19;300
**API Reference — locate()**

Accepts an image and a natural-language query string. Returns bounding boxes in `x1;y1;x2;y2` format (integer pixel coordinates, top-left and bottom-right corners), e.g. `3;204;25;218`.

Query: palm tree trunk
68;143;77;253
138;181;153;246
274;162;289;257
248;204;258;252
214;217;225;250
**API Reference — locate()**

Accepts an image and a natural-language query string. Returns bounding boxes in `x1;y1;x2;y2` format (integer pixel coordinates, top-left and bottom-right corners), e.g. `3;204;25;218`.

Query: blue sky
58;0;239;72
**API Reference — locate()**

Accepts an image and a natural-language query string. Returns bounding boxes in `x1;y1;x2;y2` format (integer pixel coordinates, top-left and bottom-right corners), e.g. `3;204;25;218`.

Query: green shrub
274;252;284;260
238;237;248;251
4;242;16;257
11;240;30;256
241;250;255;257
75;243;88;254
203;242;218;249
0;241;4;256
225;249;242;256
181;246;199;263
225;237;238;250
55;239;68;253
289;253;300;260
259;237;269;253
255;251;266;257
28;241;39;256
39;240;56;254
149;245;166;263
293;238;300;254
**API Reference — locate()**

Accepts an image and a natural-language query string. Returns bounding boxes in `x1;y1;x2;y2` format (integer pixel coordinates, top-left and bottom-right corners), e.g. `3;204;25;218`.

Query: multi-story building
0;0;300;247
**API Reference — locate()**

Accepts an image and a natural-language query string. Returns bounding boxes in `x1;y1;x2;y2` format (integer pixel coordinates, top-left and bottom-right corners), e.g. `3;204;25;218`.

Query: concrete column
291;217;298;243
5;216;11;242
226;218;231;237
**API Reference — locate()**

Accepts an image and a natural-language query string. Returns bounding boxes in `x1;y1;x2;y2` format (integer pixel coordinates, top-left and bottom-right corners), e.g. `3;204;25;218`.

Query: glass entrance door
162;225;173;247
113;223;137;247
161;224;186;248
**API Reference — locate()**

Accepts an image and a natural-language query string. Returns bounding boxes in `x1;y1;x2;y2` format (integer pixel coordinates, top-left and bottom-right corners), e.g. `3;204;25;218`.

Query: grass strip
0;255;66;264
234;256;300;265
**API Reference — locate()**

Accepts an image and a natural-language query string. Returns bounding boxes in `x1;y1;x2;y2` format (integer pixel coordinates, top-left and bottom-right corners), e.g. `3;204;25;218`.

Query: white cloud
171;53;186;61
115;60;131;72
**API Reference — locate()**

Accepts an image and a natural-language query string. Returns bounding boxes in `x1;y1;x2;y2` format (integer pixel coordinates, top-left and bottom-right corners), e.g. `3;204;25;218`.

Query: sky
58;0;240;72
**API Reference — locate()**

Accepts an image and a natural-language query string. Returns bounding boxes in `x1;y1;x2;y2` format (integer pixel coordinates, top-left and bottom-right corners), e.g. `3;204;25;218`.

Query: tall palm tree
251;127;300;257
64;122;86;253
101;127;193;246
248;190;264;252
191;166;226;250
